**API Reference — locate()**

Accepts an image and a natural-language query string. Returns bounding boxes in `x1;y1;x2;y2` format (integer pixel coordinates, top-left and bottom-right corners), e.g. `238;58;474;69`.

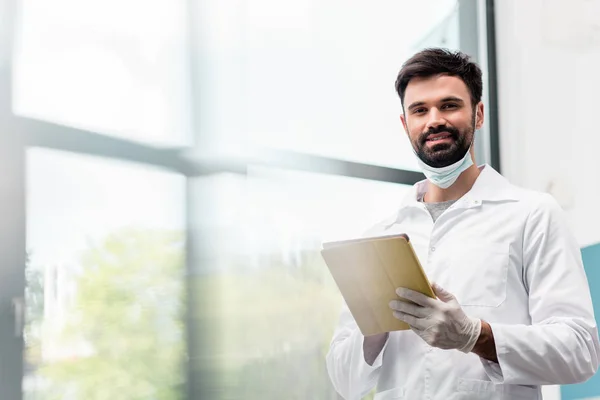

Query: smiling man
326;48;600;400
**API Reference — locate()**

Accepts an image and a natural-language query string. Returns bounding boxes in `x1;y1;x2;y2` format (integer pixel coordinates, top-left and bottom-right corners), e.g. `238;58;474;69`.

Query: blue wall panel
561;243;600;400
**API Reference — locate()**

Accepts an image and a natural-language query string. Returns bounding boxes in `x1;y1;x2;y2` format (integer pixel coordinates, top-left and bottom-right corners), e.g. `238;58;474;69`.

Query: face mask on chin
415;146;473;189
413;115;477;189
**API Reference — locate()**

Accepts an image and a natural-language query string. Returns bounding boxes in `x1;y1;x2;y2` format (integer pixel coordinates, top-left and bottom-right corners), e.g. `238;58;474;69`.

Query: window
189;170;411;398
13;0;191;147
198;0;459;169
0;0;497;398
24;148;186;399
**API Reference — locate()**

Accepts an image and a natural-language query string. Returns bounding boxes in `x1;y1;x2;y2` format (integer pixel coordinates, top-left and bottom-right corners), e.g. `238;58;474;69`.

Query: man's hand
388;283;481;353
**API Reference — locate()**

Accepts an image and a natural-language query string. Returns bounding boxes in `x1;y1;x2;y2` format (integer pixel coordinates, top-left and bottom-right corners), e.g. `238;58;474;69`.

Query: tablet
321;233;435;336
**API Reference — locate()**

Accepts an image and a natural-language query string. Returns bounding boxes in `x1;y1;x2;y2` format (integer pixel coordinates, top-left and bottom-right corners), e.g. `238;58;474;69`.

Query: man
326;48;600;400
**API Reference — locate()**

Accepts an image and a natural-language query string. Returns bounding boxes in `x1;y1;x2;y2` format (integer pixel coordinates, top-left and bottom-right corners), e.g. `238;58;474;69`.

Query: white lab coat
326;165;600;400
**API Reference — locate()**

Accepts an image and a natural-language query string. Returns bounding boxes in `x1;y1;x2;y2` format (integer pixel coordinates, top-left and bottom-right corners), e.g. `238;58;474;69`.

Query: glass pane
199;0;459;169
190;168;411;399
13;0;191;147
24;148;187;399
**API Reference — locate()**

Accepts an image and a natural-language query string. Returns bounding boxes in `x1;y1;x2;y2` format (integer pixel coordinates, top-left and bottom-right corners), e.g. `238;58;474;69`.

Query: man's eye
442;103;458;109
413;108;426;114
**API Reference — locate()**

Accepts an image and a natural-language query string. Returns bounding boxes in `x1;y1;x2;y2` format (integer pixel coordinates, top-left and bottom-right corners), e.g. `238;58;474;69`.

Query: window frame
0;0;499;398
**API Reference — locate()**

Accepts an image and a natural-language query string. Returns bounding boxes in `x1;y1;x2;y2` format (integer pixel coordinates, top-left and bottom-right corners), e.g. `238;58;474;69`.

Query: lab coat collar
396;164;519;220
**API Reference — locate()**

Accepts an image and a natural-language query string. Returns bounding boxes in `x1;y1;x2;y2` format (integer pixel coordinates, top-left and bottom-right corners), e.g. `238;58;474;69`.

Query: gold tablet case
321;234;435;336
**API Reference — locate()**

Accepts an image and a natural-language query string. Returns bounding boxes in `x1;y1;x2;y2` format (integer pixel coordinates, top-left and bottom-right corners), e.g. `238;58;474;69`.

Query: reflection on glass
24;148;186;399
190;168;411;399
13;0;191;147
200;0;458;169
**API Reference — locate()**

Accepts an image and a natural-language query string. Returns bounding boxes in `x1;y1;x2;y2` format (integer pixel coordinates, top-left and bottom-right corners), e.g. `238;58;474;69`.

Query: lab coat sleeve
481;193;600;385
326;302;388;400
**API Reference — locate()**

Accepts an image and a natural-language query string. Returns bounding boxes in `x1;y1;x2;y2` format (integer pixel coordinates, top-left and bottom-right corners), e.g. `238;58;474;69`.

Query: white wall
496;0;600;249
495;1;600;399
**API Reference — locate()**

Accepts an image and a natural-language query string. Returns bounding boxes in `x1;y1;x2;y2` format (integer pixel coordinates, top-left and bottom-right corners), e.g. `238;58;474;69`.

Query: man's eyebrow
407;101;426;111
440;96;465;103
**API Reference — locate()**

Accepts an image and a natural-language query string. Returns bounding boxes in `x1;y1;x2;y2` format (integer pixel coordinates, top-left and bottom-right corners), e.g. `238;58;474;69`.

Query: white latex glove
388;283;481;353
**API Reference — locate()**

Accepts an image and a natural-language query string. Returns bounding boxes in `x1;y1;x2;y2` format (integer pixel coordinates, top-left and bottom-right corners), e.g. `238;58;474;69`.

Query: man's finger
392;311;427;330
389;300;429;318
396;287;436;307
431;283;455;303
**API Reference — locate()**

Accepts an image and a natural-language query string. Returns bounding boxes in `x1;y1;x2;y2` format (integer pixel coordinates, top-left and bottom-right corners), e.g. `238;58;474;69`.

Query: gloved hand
388;283;481;353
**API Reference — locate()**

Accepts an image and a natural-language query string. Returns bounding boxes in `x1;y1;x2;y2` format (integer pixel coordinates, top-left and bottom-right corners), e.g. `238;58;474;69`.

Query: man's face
400;74;484;168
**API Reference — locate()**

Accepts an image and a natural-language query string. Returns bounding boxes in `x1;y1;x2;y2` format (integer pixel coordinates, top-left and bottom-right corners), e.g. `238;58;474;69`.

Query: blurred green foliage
38;229;185;400
26;229;378;399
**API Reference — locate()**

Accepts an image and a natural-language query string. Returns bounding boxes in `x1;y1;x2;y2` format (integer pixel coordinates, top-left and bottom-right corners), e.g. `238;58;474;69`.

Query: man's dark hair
395;48;483;109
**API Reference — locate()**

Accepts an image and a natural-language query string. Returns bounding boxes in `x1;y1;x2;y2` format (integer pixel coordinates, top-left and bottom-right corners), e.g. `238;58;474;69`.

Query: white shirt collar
396;164;519;221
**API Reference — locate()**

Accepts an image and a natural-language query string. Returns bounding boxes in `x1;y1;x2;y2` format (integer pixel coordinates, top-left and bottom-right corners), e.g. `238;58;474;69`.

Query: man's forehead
404;74;470;104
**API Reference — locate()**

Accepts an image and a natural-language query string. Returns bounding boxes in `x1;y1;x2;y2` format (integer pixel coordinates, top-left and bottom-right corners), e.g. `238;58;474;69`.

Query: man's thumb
432;283;455;303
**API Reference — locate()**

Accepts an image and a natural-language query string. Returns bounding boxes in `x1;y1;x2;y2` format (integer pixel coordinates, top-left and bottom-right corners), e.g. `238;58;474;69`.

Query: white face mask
415;146;473;189
413;115;477;189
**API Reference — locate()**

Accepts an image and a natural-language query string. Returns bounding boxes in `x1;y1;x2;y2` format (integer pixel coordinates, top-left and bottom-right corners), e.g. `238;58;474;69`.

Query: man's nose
425;108;447;131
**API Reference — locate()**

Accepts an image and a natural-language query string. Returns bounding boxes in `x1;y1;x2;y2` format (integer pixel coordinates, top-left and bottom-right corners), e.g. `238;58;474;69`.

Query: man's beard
413;115;475;168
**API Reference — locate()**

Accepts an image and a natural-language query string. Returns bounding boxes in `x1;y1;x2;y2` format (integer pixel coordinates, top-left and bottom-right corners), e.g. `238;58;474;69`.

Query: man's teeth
429;136;449;141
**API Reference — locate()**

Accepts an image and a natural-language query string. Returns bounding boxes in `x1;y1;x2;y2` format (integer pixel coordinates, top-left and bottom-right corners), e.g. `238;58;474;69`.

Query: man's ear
475;102;484;130
400;114;409;135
